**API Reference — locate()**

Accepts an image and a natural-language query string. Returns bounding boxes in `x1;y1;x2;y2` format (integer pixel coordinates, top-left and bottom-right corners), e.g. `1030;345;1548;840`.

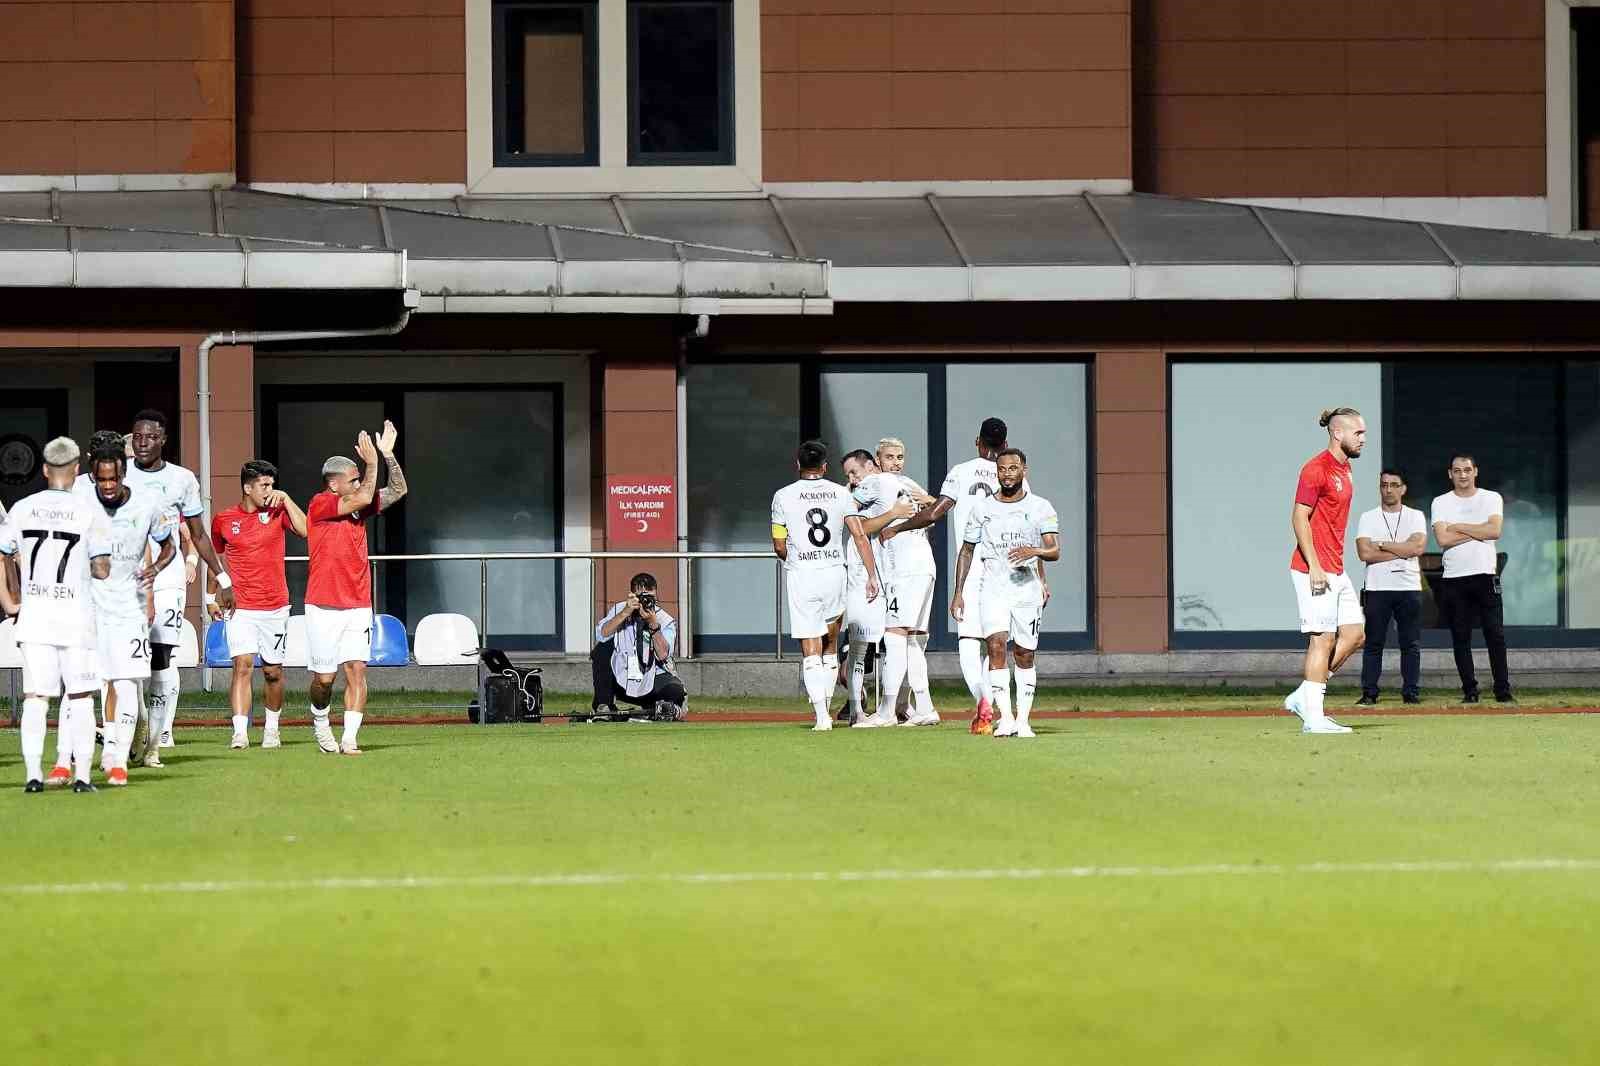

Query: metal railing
272;550;788;662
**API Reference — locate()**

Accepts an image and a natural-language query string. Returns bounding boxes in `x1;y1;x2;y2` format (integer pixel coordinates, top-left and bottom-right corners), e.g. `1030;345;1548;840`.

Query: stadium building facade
1;0;1597;679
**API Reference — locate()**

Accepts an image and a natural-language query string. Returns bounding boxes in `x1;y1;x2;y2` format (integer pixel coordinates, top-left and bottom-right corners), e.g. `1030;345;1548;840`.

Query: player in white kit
0;438;113;792
838;450;916;724
86;447;174;785
853;439;941;728
126;410;235;765
952;449;1059;739
771;440;875;731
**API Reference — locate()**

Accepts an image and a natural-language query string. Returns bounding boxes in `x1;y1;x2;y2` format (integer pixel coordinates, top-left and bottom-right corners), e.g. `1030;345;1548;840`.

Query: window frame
625;0;735;167
491;0;601;169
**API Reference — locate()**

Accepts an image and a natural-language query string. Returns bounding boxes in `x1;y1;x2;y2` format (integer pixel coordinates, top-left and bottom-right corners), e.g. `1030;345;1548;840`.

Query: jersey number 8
805;508;831;548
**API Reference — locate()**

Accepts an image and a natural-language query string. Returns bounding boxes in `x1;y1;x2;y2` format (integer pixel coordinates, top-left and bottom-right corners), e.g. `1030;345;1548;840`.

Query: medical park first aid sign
607;476;676;547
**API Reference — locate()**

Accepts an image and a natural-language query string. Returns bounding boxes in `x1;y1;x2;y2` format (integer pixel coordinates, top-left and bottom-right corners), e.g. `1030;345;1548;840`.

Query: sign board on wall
607;476;676;547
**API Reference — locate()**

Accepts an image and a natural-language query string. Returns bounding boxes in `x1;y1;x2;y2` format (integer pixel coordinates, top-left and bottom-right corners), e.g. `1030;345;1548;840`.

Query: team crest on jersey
259;511;272;525
1333;475;1343;492
230;521;242;535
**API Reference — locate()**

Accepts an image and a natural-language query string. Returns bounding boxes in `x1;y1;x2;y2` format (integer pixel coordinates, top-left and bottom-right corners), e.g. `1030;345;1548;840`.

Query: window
1577;10;1600;229
493;2;598;166
1569;362;1600;627
628;0;733;165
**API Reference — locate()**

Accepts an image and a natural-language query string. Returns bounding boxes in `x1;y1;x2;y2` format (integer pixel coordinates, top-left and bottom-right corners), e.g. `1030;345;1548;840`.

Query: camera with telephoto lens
636;591;658;612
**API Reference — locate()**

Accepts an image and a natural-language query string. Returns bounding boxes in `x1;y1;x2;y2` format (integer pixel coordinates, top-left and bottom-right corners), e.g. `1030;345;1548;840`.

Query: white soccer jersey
964;491;1059;607
770;478;853;573
853;472;935;578
125;460;200;593
941;457;1029;560
0;488;112;648
844;520;882;589
90;485;172;623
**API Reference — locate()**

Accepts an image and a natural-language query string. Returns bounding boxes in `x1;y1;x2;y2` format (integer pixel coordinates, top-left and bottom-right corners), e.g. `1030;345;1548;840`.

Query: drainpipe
196;288;421;689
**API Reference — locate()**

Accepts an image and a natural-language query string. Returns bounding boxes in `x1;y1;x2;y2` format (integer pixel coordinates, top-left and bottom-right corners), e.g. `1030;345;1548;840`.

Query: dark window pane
1577;10;1600;228
496;2;596;166
630;1;731;164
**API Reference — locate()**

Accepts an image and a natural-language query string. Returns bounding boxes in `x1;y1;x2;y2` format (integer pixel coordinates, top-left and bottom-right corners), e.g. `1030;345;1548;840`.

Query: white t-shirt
963;491;1059;607
124;460;200;593
770;478;853;574
853;471;936;579
0;488;113;648
1355;505;1426;592
940;457;1029;561
91;485;173;622
1430;489;1504;578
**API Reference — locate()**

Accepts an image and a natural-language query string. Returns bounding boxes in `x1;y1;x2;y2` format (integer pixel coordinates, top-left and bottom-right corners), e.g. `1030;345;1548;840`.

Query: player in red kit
305;421;408;755
209;460;307;750
1284;406;1367;735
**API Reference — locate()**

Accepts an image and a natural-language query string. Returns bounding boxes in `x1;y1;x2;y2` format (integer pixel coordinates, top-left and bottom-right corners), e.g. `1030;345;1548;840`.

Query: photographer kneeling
591;572;687;721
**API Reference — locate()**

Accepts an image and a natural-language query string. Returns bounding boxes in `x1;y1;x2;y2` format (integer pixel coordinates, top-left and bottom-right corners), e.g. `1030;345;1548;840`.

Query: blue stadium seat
203;620;261;668
369;613;410;666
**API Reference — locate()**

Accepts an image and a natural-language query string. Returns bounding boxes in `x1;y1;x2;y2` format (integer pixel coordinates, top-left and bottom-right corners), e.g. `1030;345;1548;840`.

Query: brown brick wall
763;0;1131;183
1135;0;1545;198
1094;349;1167;653
597;359;681;627
0;2;234;176
238;0;465;183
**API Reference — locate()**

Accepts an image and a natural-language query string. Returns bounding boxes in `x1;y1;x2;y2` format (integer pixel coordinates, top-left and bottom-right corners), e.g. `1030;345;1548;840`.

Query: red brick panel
1136;0;1544;197
764;5;1131;181
1094;349;1168;652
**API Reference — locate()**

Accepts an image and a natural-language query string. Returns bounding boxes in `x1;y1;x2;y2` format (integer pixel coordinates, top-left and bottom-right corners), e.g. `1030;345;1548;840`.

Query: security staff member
1355;469;1427;705
1430;454;1512;703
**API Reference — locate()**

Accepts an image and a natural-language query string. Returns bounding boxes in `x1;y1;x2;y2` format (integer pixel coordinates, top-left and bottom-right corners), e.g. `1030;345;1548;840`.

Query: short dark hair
841;448;874;467
630;572;657;592
132;409;168;431
241;459;278;487
1449;453;1476;468
997;447;1027;465
88;429;125;454
1379;468;1407;484
796;439;828;470
979;417;1008;449
89;448;125;474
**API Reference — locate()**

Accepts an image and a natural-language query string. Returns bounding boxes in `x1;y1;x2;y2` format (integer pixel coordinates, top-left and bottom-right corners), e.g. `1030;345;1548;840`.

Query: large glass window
820;370;929;490
1171;362;1385;633
686;364;799;646
1567;361;1600;627
628;0;733;165
493;1;599;166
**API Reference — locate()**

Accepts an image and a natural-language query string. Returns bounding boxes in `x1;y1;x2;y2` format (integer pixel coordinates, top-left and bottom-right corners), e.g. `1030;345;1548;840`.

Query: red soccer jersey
1289;450;1355;575
211;504;292;611
306;491;382;610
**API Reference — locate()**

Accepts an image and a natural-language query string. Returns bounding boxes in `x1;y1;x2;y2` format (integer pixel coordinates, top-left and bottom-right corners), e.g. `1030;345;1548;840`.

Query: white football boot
1302;717;1353;735
312;717;339;754
229;732;248;750
261;728;282;750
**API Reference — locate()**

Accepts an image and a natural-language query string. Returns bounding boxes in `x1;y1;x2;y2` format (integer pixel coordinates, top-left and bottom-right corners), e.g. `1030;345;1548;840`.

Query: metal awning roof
3;188;1600;307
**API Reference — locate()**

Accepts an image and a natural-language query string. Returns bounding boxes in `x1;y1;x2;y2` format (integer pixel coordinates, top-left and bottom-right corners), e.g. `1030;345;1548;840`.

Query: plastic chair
173;619;200;668
369;613;410;666
204;620;267;668
412;613;481;666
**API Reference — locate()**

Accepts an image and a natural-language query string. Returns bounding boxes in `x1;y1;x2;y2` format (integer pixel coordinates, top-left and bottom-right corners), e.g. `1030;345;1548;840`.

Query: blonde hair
1319;407;1361;429
876;437;906;453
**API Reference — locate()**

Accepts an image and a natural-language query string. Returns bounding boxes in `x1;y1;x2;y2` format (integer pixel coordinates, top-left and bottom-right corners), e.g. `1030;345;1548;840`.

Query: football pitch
2;707;1597;1065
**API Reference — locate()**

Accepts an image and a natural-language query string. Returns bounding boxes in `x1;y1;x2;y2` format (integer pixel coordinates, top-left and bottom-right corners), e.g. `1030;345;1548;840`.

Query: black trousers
590;640;686;710
1360;590;1422;699
1439;574;1511;699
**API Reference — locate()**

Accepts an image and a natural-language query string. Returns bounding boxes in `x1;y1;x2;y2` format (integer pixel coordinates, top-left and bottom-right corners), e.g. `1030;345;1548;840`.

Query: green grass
2;714;1598;1064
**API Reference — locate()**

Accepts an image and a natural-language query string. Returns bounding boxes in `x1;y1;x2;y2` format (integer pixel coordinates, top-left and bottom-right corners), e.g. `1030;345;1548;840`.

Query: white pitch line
1;858;1598;897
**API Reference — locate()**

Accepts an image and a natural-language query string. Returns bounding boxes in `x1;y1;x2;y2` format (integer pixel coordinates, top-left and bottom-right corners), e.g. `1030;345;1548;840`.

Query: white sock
847;637;868;715
231;714;248;736
906;635;933;715
878;632;909;720
155;665;179;735
987;668;1013;724
341;710;363;746
111;681;139;769
821;653;839;703
53;700;73;770
958;638;986;702
21;697;48;782
1305;681;1327;721
67;696;96;783
265;708;281;731
1014;667;1037;724
800;655;830;723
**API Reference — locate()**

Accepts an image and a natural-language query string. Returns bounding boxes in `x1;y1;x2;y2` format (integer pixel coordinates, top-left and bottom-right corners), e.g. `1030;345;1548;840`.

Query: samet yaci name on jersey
794;548;843;563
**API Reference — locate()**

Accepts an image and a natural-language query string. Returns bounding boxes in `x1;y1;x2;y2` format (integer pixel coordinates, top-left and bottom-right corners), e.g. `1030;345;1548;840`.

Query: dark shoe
71;780;97;793
24;779;43;793
654;700;687;722
834;703;851;722
1496;692;1517;704
1402;694;1422;705
1462;692;1480;705
1355;695;1378;707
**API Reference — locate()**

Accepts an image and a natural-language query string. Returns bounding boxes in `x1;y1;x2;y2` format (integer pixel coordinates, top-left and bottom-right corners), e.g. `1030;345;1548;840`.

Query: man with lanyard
1354;469;1427;706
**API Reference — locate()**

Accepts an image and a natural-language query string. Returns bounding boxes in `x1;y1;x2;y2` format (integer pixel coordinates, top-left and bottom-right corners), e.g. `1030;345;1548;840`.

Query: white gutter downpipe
196;288;421;689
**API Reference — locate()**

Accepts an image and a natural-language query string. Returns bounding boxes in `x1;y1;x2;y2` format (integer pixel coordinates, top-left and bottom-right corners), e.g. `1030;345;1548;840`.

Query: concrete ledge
164;647;1600;697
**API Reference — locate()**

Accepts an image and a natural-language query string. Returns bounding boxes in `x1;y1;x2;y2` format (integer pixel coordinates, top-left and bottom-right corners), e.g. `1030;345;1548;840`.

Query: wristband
214;572;233;589
185;553;199;565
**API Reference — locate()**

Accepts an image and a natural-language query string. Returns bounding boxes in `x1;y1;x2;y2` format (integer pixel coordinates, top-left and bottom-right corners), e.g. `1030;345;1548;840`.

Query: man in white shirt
590;572;686;720
1354;469;1427;705
1430;453;1511;703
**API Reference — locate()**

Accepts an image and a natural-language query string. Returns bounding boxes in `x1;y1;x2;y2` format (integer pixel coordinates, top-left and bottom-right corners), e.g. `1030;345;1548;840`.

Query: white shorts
886;573;935;633
980;596;1043;651
226;606;291;665
97;616;152;682
1291;570;1363;634
149;587;185;646
845;578;887;643
957;563;988;640
21;642;99;698
785;568;846;641
306;604;373;674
